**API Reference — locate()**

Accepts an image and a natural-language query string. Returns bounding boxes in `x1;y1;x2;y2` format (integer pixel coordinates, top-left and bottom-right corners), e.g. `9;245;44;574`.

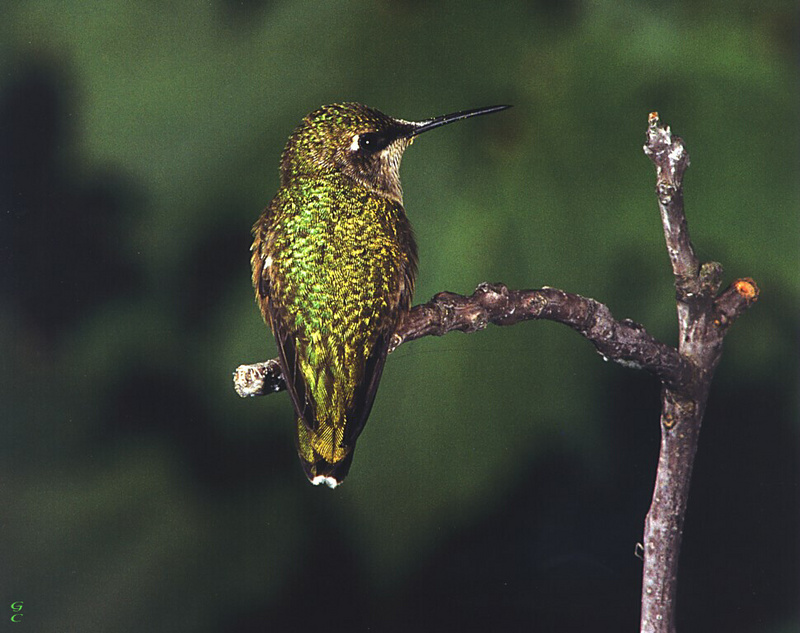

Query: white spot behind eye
264;255;273;268
349;134;360;151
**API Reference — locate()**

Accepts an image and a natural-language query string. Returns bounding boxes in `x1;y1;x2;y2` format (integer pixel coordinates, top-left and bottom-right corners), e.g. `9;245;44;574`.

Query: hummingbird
251;102;510;487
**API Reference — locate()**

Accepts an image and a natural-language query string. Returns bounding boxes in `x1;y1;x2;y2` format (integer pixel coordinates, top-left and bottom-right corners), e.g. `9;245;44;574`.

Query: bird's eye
358;132;380;151
354;131;393;153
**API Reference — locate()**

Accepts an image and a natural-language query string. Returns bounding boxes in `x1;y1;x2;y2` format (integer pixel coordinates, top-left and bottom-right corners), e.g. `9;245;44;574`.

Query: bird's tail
295;418;356;488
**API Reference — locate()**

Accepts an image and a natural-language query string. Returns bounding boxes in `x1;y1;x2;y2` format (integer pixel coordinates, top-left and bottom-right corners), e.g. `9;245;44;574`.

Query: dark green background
2;1;797;631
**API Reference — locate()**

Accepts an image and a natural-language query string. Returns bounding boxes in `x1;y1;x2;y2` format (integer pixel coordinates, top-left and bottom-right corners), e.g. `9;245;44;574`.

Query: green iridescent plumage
251;102;509;487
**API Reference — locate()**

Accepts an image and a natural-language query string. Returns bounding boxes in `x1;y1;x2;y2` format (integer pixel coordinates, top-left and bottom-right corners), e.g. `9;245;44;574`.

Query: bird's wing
342;331;390;446
267;292;316;429
252;201;315;430
343;215;417;446
343;242;417;446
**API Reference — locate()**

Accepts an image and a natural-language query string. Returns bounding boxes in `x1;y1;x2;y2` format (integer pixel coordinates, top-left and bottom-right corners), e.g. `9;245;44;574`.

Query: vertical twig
639;113;757;633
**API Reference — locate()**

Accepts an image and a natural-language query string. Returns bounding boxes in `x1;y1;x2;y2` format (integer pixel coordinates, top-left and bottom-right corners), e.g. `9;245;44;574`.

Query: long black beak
405;105;511;138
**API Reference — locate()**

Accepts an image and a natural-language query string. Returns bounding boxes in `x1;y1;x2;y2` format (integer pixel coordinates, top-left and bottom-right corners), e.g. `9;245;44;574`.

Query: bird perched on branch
251;102;509;487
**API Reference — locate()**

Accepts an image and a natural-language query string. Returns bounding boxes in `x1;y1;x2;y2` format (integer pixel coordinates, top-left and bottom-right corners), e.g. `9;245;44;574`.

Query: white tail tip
311;475;340;489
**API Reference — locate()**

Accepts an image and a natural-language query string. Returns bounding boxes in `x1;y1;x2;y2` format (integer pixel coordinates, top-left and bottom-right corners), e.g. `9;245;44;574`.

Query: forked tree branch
232;113;758;633
638;113;758;633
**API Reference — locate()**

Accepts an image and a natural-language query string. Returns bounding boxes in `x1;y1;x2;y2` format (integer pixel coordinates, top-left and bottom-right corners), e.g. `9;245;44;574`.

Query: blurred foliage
1;1;797;631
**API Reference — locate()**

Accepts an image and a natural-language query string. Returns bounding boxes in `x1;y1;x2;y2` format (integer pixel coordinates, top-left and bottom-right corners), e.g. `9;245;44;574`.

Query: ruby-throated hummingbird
251;102;510;487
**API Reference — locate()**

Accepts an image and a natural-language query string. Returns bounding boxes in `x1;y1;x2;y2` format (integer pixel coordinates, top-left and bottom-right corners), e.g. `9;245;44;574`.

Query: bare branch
640;113;758;633
644;111;697;284
233;284;697;398
233;358;285;398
